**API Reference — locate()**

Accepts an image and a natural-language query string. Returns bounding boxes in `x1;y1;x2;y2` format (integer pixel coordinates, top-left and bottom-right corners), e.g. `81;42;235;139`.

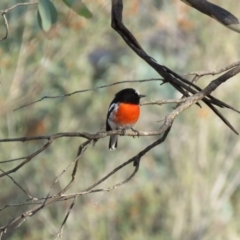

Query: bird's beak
139;94;146;98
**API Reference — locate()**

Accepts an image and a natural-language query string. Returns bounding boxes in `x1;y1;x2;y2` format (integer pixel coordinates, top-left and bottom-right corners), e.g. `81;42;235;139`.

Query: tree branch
181;0;240;33
0;1;38;41
111;0;240;134
184;61;240;82
13;78;163;111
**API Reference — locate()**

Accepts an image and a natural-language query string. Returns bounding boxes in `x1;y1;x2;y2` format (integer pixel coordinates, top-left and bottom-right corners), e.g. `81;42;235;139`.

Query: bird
106;88;146;150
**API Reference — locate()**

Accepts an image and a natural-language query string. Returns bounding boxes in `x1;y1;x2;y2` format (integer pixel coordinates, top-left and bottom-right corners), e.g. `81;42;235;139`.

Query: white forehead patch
135;90;140;95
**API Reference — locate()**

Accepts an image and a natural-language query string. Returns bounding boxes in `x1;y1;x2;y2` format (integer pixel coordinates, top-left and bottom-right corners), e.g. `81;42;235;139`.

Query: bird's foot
131;128;140;138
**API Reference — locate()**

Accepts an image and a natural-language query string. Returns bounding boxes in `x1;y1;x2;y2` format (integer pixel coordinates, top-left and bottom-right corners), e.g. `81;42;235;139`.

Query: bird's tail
109;135;118;150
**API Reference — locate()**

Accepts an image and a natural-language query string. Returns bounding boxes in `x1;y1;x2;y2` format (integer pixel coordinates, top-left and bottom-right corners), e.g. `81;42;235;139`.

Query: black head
114;88;145;104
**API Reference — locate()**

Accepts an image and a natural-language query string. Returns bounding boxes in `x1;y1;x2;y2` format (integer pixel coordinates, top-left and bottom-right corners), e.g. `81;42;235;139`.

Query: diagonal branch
184;61;240;79
55;196;77;239
61;127;172;201
0;64;239;234
111;0;240;134
0;168;33;199
0;139;53;178
0;128;171;234
181;0;240;33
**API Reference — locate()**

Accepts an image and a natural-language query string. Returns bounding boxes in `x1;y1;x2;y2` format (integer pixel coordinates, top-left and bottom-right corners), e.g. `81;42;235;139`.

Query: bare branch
42;140;92;206
13;78;163;111
184;61;240;80
0;14;8;41
111;0;240;135
0;168;33;199
0;128;171;233
0;156;28;164
0;129;180;144
141;98;188;106
1;1;240;237
61;127;172;201
0;202;42;213
18;64;240;203
0;139;53;178
0;1;38;41
1;2;38;14
55;197;77;239
0;64;239;233
181;0;240;33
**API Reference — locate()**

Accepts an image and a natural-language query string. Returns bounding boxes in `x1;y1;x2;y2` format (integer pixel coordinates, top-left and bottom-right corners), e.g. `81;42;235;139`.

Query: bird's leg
117;127;126;136
131;128;140;138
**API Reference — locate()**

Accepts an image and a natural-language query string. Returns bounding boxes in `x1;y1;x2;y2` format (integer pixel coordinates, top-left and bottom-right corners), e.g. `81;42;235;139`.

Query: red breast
114;103;140;125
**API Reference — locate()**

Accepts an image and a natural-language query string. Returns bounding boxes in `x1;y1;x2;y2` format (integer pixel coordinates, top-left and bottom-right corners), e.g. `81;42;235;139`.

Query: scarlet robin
106;88;145;150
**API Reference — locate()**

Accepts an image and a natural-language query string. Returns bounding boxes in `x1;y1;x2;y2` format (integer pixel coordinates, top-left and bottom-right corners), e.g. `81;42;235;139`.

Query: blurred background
1;0;240;239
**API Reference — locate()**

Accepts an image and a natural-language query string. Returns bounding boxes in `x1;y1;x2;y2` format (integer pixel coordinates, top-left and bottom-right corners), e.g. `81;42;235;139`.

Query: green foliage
62;0;93;18
36;0;92;32
37;0;58;31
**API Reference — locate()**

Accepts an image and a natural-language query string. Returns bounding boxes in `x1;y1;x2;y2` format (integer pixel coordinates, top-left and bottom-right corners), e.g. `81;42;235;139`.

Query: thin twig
0;156;29;164
0;139;53;178
1;0;240;237
141;98;188;106
42;140;91;207
0;1;38;41
61;127;172;200
0;202;43;213
0;168;33;199
184;61;240;79
1;2;38;14
1;66;239;233
111;0;240;134
13;78;163;111
0;14;8;41
0;129;169;233
55;197;78;239
44;129;172;201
